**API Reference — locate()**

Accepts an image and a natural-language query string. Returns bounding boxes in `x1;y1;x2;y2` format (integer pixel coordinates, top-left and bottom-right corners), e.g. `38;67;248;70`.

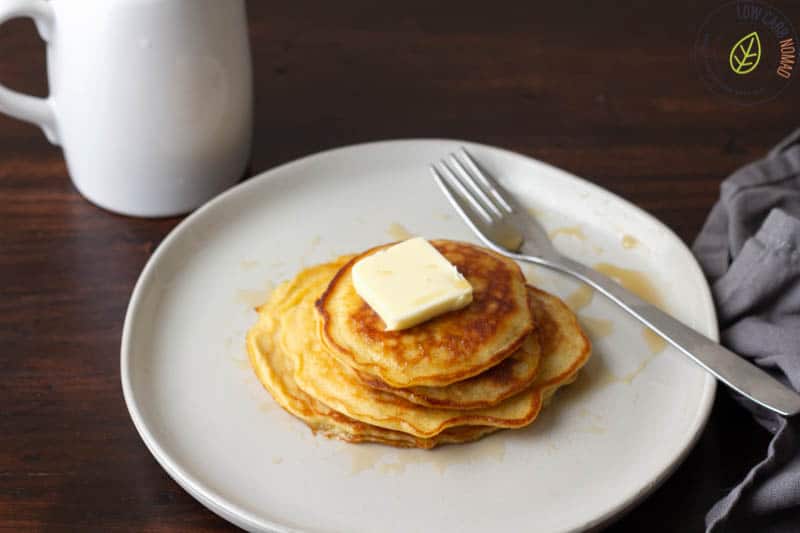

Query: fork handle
531;255;800;417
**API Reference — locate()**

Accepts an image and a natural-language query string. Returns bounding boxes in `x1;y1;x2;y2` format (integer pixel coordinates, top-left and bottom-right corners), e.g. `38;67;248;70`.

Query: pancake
356;310;542;410
283;261;540;438
525;286;592;400
288;259;589;439
317;240;533;388
246;261;500;449
246;252;591;447
298;285;589;438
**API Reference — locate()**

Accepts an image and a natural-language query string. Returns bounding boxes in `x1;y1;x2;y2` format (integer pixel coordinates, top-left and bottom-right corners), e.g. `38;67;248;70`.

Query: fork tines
431;148;516;224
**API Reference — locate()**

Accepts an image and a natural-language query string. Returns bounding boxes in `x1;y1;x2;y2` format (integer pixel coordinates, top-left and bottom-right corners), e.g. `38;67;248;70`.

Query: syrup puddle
580;316;614;339
643;328;667;354
568;265;666;389
577;358;650;389
593;263;667;355
387;222;414;241
349;446;387;475
548;226;586;241
344;435;506;476
235;281;275;308
526;206;546;218
591;350;661;386
565;285;594;311
574;340;661;389
593;263;664;309
577;407;607;434
621;235;639;250
548;225;603;254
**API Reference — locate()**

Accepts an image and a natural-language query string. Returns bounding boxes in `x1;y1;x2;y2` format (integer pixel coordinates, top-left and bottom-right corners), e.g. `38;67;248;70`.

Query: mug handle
0;0;57;144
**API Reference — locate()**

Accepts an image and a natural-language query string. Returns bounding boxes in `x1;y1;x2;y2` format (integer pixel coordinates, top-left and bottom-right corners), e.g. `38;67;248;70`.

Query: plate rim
120;138;718;532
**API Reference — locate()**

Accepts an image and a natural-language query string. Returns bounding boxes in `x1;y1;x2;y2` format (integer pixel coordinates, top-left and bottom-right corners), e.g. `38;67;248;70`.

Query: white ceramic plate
121;140;716;532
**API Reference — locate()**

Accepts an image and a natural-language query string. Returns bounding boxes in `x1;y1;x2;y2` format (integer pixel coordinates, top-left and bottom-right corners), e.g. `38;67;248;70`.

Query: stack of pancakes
247;240;590;448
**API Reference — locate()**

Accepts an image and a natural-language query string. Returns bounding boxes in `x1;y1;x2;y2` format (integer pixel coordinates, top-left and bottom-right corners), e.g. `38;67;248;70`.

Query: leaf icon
729;31;761;75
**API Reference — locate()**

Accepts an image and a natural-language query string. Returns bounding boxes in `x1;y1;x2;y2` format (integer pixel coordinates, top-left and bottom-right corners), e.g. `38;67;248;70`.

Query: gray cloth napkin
693;128;800;532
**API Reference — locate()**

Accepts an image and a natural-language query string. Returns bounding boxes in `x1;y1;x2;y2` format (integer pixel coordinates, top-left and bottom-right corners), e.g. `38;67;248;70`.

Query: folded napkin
693;128;800;532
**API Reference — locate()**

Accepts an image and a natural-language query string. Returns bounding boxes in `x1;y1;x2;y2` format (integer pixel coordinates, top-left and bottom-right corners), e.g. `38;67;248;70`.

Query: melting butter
352;238;472;330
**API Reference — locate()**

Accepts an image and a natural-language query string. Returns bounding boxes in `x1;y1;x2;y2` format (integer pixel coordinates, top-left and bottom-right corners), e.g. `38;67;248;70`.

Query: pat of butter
352;237;473;331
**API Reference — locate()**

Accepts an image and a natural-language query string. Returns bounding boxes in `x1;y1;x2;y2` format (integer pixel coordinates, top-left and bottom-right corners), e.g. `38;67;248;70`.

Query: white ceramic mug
0;0;253;217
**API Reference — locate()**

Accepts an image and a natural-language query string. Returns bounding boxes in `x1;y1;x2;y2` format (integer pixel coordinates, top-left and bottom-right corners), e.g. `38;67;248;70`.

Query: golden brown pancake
317;240;533;388
246;252;591;447
357;309;542;410
525;287;592;399
246;261;500;448
273;258;542;438
284;259;586;439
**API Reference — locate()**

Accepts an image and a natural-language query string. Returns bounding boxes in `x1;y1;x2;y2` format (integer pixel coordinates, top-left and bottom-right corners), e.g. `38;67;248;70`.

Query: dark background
1;1;798;530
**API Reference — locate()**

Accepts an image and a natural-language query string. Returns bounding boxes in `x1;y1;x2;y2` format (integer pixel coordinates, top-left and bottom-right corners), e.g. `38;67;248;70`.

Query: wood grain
1;0;797;530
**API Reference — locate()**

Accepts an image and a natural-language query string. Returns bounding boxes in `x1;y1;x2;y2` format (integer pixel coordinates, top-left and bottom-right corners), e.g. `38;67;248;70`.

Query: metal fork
432;148;800;417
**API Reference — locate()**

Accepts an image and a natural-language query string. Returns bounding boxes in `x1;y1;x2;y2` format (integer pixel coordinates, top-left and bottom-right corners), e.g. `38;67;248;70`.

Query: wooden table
2;1;797;530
